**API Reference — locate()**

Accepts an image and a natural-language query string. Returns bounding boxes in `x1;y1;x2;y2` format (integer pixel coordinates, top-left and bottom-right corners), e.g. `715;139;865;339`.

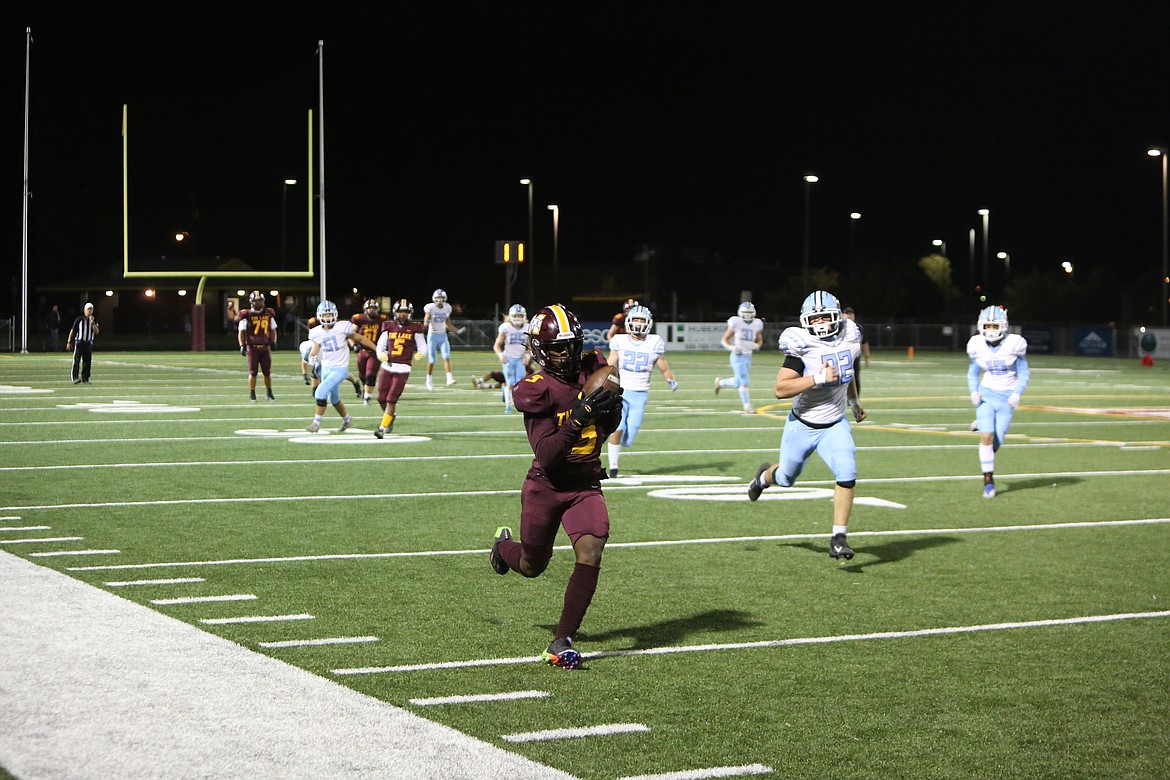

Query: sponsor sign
1074;327;1114;357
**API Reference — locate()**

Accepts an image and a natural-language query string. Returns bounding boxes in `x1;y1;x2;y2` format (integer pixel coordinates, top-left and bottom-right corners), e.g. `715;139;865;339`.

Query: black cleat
608;468;619;479
266;389;275;401
351;377;362;397
249;390;257;402
542;637;582;669
303;373;310;385
830;533;855;560
490;526;512;575
747;462;771;501
374;426;385;440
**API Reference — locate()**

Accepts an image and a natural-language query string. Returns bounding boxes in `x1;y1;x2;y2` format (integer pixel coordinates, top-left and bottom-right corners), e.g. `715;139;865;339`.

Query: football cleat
743;406;757;415
374;426;385;440
446;378;458;386
249;390;257;402
969;419;979;432
983;483;996;499
351;378;362;397
490;526;512;575
266;390;275;401
472;375;483;389
504;404;513;414
339;416;353;432
830;533;855;560
608;467;619;479
305;420;320;433
713;377;722;395
542;637;582;669
747;462;771;501
364;396;372;405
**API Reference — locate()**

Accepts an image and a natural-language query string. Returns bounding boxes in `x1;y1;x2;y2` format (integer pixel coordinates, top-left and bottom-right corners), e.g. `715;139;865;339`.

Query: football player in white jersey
605;304;678;478
422;289;464;389
715;301;765;413
305;300;379;433
493;304;530;413
967;305;1029;498
747;291;866;560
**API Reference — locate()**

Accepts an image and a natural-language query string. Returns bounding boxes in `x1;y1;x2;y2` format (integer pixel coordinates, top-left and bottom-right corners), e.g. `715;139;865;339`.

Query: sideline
0;551;575;780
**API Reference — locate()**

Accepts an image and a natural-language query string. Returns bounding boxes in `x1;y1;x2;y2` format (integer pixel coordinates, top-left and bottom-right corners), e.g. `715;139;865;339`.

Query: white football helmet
316;300;338;328
799;291;842;338
625;304;653;336
433;289;447;305
738;301;756;322
978;305;1008;343
508;303;528;328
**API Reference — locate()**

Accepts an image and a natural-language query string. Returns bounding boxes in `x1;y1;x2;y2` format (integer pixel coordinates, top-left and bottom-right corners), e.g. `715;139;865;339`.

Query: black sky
6;2;1170;319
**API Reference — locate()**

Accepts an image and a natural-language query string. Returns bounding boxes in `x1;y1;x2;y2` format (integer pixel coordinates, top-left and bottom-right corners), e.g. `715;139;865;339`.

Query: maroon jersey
513;350;619;490
239;307;277;347
379;320;425;365
351;312;387;345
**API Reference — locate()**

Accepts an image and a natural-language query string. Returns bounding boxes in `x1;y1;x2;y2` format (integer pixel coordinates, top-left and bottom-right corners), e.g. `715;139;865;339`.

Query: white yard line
502;723;650;743
0;536;84;544
29;549;121;557
410;690;551;707
106;577;206;587
259;636;379;648
64;517;1170;573
199;613;313;625
152;594;257;605
618;765;774;780
0;551;578;779
334;610;1170;675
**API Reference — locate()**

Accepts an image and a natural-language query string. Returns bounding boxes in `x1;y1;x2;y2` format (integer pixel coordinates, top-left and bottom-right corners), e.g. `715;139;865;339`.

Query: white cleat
339;416;353;432
445;378;458;386
305;421;320;433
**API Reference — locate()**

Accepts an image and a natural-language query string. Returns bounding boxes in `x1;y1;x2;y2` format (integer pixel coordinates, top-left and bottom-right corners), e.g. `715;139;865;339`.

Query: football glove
851;402;867;423
970;391;982;406
240;345;247;356
667;379;678;392
569;387;621;426
1008;393;1020;408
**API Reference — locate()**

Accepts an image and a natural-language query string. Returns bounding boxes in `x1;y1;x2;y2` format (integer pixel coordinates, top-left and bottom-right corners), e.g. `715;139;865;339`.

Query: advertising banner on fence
1074;327;1115;357
1135;327;1170;359
657;322;729;350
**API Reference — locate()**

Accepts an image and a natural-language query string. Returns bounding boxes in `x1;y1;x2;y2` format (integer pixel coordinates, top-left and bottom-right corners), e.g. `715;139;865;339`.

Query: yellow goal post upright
121;104;317;351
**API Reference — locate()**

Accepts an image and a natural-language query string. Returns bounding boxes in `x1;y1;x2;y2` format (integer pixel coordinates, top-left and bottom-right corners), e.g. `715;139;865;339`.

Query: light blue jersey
967;332;1029;451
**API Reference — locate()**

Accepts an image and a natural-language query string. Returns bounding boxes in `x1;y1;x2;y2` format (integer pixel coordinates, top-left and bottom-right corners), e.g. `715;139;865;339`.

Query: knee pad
836;480;856;489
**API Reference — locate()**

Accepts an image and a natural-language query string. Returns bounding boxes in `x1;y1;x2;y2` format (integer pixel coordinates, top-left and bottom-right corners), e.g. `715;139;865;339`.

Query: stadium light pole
848;212;861;266
978;209;990;292
997;251;1011;292
803;175;818;291
932;238;947;256
281;178;297;271
1148;148;1168;325
521;178;534;306
547;204;559;304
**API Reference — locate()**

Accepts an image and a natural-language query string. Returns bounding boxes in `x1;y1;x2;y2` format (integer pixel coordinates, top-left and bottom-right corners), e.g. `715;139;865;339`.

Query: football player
304;300;379;433
967;305;1029;498
715;301;765;414
351;299;387;405
373;299;427;438
605;304;677;478
238;291;278;401
492;304;530;413
488;304;623;669
746;291;866;561
422;289;463;389
301;312;362;396
604;297;639;343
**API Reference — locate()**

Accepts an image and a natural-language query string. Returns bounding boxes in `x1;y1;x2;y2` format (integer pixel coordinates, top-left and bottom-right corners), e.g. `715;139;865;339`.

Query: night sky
6;3;1170;322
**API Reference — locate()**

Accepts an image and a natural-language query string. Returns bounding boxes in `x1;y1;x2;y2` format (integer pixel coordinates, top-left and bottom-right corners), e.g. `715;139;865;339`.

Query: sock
978;443;995;474
739;387;751;407
720;377;735;388
832;524;848;537
498;537;524;572
380;412;395;428
446;371;454;382
608;442;621;471
556;562;600;640
313;414;323;423
503;385;513;407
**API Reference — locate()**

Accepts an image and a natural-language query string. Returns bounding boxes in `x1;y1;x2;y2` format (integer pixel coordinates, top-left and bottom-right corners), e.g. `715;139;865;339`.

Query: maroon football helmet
527;304;583;381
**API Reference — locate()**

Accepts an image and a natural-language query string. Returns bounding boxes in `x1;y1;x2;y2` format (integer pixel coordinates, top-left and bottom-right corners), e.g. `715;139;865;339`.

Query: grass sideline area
1;348;1168;779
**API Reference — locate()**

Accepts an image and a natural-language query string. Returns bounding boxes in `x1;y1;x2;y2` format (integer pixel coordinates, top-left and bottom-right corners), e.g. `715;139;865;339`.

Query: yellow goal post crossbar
121;105;316;305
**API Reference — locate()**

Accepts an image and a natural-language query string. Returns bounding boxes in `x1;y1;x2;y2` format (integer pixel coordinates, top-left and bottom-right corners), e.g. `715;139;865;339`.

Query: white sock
978;443;995;474
832;525;848;537
313;414;323;423
739;387;751;408
503;385;513;407
446;372;454;382
608;442;621;470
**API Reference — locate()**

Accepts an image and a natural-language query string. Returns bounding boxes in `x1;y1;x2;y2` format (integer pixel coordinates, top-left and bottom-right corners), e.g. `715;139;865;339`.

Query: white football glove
970;391;982;406
308;355;318;369
667;379;678;392
1008;393;1020;408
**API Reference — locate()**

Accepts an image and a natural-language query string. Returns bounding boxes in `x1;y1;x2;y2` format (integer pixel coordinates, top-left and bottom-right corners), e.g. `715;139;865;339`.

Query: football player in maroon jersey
604;297;639;342
351;299;387;405
237;291;278;401
488;304;623;669
373;299;427;438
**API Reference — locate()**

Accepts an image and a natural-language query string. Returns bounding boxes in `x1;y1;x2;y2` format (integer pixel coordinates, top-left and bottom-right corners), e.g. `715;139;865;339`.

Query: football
582;364;621;396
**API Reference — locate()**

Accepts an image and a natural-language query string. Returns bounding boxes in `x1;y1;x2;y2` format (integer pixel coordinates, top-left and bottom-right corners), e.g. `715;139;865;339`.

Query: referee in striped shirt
67;302;100;384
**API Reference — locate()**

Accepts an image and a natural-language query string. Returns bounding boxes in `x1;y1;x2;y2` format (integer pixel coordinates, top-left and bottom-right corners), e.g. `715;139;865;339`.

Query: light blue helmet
800;291;842;338
626;304;653;336
978;305;1008;343
508;303;528;327
738;301;756;322
316;300;338;327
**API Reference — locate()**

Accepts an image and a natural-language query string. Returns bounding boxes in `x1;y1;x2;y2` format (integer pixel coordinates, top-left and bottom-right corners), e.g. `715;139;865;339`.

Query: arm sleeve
782;355;805;374
415;333;427;353
375;332;389;362
967;361;981;394
1015;356;1030;395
